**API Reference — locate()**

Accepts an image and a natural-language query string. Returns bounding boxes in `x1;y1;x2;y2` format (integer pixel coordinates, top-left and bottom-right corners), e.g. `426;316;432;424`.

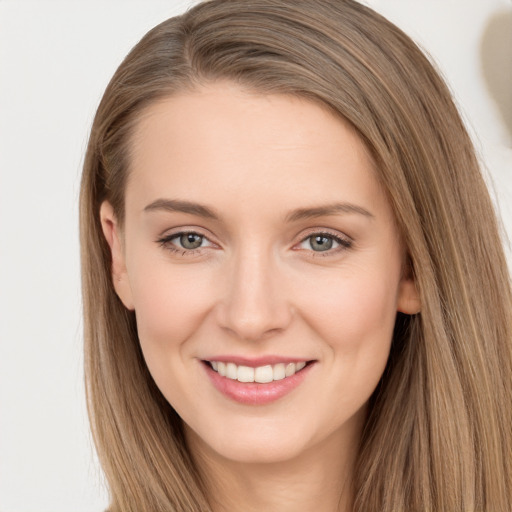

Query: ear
396;268;421;315
100;201;135;310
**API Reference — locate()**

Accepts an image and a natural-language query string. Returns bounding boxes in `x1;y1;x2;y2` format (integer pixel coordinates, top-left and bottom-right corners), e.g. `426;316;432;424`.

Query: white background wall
0;1;510;511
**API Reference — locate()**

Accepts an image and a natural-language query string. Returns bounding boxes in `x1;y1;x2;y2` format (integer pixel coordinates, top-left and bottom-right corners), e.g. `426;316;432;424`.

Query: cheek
292;265;400;427
299;262;401;347
128;257;216;360
128;261;219;414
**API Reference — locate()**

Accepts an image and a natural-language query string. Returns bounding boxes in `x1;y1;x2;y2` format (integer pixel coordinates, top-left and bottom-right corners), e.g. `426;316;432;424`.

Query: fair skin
101;82;420;512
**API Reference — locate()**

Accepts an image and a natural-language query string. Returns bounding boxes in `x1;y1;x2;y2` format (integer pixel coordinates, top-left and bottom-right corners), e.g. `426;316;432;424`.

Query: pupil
311;235;332;251
181;233;202;249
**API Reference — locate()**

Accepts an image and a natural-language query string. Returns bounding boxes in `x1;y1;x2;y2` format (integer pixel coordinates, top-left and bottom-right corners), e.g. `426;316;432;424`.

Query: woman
80;0;512;510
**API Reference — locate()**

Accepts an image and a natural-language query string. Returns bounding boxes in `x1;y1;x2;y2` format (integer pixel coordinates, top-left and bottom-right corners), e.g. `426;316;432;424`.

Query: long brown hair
80;1;512;510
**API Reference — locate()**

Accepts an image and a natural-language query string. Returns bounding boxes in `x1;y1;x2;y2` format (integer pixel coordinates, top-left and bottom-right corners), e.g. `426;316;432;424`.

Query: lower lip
202;361;315;405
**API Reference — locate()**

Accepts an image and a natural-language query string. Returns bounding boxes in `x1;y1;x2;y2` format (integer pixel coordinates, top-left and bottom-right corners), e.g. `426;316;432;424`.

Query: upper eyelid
298;227;351;240
158;230;214;246
157;227;216;243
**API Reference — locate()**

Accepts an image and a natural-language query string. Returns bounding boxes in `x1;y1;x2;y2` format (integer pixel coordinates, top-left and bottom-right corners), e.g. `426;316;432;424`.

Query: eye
176;233;205;250
297;231;352;255
157;231;213;255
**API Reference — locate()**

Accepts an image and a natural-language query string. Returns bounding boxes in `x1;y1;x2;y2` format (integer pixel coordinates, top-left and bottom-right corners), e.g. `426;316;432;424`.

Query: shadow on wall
480;7;512;146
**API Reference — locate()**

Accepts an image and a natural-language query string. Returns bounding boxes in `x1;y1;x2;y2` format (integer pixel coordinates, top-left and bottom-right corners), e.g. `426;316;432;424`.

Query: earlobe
100;201;135;311
397;276;421;315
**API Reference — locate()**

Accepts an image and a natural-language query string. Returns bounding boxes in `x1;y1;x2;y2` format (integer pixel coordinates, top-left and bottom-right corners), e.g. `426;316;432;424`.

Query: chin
186;421;314;465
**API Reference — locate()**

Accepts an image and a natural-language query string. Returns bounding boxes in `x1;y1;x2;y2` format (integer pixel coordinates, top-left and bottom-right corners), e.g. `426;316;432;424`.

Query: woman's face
101;82;419;464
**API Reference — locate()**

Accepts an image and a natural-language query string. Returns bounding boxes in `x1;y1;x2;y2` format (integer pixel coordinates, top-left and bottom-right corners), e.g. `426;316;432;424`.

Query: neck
186;426;360;512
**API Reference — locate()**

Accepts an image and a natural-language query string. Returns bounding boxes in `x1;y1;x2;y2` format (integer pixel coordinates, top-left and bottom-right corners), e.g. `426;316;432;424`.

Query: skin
101;82;420;512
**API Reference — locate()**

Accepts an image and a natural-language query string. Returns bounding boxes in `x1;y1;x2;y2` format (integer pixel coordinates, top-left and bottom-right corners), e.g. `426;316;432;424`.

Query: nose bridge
219;240;291;341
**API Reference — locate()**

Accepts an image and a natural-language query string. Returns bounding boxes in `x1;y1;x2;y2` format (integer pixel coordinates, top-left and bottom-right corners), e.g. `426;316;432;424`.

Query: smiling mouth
204;360;312;383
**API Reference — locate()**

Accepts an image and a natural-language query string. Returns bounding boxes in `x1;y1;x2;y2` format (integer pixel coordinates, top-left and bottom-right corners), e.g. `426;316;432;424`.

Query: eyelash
156;230;352;258
156;231;212;257
297;231;352;257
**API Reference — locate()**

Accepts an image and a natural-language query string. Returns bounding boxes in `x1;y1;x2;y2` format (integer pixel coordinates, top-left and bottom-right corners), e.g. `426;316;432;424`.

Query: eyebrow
143;198;374;222
144;198;219;219
285;203;374;222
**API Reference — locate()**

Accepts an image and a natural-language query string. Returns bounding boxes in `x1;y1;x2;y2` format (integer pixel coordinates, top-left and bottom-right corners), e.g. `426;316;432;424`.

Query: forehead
125;82;390;222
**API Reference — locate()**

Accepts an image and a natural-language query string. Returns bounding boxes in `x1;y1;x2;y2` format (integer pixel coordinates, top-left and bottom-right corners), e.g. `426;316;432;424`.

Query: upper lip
201;355;314;367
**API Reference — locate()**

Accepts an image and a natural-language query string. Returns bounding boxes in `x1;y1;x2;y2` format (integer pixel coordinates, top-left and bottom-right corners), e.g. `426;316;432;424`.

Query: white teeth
273;363;286;381
237;365;254;382
209;360;308;383
285;362;296;377
226;362;237;380
254;365;273;383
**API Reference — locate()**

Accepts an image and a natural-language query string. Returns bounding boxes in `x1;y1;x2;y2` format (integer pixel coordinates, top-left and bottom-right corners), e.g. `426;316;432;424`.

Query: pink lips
204;355;310;367
202;358;315;405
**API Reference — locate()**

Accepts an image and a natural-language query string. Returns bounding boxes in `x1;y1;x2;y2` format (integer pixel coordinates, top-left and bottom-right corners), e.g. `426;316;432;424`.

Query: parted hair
80;1;512;510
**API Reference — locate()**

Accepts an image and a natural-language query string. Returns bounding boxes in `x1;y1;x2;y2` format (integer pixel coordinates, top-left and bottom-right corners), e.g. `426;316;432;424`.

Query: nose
216;247;293;342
